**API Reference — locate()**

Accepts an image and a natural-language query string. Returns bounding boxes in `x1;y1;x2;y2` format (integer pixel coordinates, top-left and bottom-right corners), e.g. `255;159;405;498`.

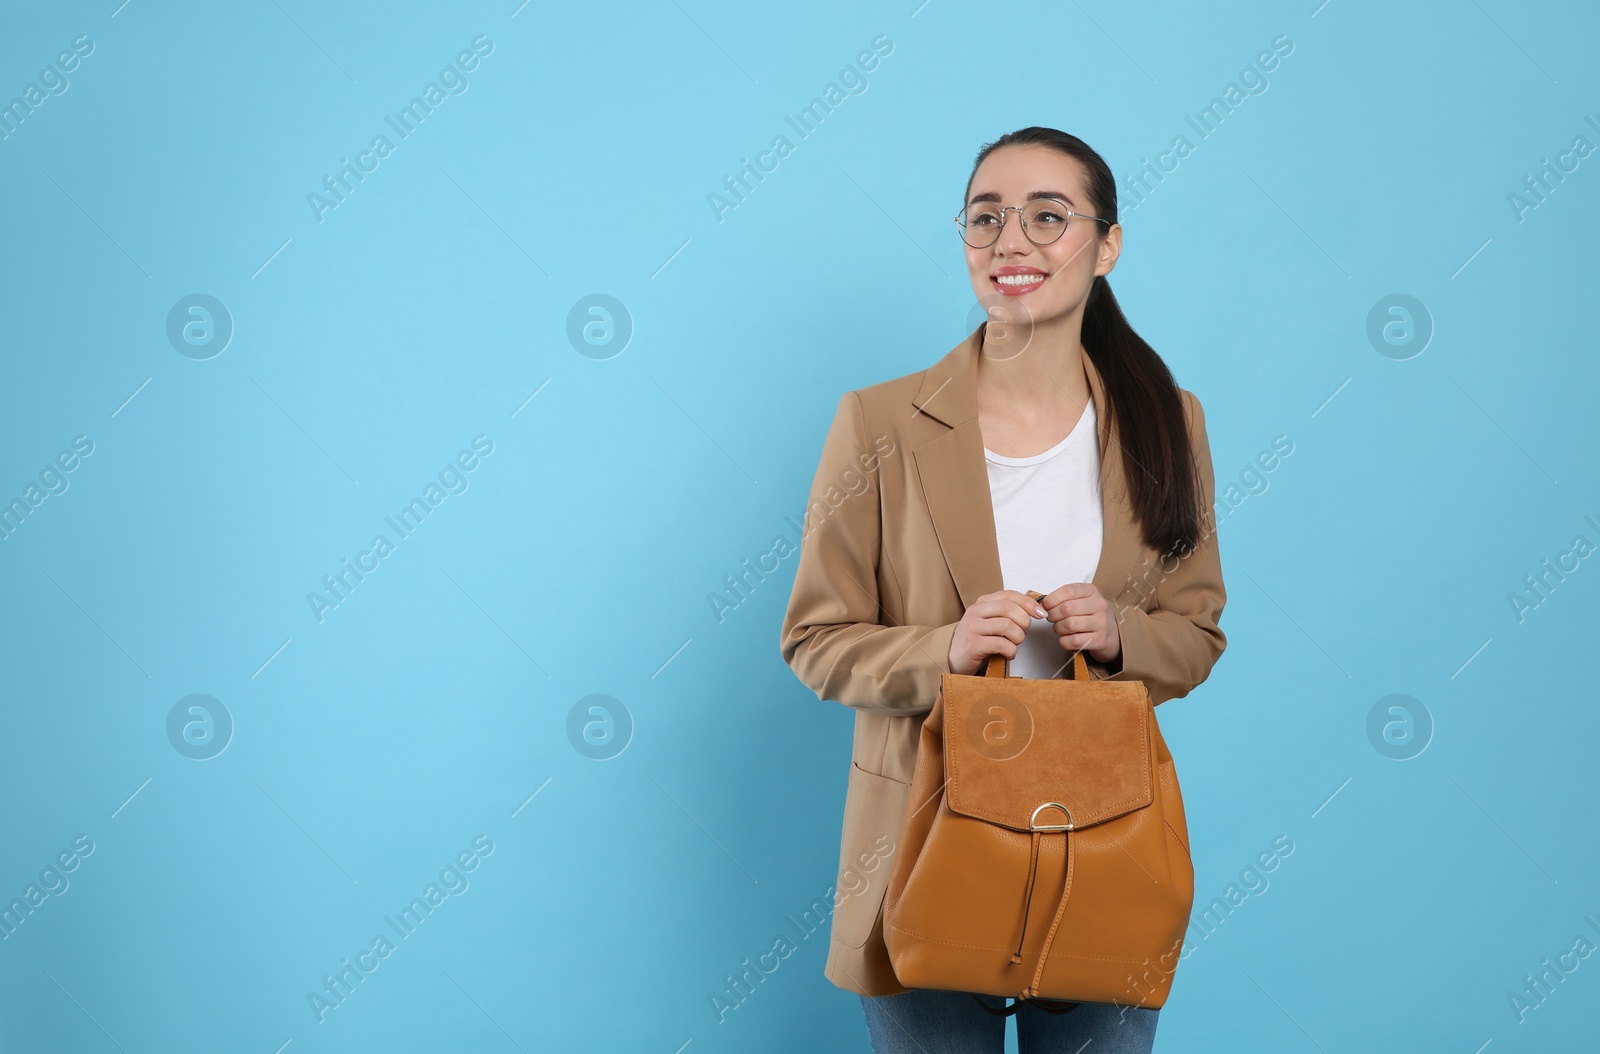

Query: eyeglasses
953;197;1112;248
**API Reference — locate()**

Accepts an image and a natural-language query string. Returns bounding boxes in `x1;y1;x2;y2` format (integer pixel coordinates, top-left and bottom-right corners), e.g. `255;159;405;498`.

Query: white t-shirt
983;396;1104;679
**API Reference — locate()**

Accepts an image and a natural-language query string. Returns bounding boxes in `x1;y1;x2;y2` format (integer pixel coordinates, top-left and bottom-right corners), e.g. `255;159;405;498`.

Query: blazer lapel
911;324;1138;613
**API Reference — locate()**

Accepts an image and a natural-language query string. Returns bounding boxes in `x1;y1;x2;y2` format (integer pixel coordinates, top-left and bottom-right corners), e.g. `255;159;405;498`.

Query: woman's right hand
947;590;1045;675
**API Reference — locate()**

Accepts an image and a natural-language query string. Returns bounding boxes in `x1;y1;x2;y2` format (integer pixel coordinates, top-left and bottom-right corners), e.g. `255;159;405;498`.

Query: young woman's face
961;144;1120;327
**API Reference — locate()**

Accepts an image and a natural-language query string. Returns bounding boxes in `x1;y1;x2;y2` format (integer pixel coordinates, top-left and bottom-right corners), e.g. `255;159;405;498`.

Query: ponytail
1082;273;1203;558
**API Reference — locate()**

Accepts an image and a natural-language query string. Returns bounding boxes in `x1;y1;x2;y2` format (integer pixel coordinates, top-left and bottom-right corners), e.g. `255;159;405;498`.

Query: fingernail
1034;605;1046;618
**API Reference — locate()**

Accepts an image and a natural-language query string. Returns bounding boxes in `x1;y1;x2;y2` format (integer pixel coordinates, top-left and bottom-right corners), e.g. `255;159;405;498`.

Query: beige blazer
778;323;1227;997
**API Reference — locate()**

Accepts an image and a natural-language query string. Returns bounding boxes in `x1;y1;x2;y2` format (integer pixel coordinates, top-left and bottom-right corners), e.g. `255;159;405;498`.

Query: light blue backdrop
2;1;1597;1051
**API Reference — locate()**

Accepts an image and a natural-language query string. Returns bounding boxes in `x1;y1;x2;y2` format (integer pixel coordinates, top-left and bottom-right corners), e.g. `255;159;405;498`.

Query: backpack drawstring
1010;830;1043;964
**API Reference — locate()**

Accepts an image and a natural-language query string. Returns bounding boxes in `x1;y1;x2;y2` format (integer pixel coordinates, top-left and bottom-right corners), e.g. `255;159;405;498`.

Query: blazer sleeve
1088;389;1227;705
779;390;956;716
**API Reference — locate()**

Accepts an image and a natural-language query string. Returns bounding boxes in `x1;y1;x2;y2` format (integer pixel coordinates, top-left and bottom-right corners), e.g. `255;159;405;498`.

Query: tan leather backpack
882;589;1195;1014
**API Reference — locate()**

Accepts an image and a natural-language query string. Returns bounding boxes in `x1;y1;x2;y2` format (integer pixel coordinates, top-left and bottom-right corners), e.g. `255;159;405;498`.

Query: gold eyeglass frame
953;196;1113;248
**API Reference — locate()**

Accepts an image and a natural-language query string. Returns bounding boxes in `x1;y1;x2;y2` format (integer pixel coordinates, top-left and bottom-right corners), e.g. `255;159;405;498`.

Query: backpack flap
943;676;1153;832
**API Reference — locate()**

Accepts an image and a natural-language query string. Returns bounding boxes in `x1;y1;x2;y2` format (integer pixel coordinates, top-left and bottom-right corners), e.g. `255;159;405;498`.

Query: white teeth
994;273;1045;285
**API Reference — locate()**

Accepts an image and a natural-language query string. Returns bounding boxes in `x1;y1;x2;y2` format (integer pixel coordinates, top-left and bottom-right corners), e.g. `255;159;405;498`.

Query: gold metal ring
1029;802;1074;831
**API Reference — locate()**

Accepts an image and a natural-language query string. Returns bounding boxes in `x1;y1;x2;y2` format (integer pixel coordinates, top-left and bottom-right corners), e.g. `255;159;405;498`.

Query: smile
991;272;1047;295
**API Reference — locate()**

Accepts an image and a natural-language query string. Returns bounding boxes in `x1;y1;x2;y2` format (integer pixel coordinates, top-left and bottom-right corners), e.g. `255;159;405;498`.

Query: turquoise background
2;0;1597;1050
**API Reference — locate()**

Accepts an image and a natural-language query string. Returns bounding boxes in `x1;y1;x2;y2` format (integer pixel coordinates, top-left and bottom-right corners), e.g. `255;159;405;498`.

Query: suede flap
942;673;1152;831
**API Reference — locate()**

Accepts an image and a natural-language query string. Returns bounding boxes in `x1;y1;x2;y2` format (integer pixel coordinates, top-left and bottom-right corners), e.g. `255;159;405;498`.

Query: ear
1095;223;1122;278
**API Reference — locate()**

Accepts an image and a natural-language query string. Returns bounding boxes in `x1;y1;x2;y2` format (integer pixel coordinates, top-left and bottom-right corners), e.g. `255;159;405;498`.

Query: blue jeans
860;988;1160;1053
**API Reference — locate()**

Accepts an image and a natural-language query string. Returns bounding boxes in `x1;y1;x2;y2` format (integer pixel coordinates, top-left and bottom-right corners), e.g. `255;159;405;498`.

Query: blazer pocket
832;762;911;949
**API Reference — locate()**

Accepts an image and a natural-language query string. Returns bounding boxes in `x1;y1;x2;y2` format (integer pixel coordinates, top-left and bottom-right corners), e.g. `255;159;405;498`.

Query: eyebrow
967;189;1076;207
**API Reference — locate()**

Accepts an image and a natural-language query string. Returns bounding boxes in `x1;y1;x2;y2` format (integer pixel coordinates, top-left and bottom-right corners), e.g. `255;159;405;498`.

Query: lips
990;268;1047;295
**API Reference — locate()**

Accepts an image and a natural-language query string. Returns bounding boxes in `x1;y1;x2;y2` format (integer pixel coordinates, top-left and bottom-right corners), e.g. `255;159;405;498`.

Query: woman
779;126;1227;1052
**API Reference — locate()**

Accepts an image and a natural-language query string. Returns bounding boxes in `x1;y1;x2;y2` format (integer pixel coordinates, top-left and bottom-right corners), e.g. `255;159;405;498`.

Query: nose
992;207;1033;255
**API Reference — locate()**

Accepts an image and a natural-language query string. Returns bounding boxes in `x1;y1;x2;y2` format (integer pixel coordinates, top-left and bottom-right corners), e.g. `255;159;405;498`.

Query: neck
976;311;1091;418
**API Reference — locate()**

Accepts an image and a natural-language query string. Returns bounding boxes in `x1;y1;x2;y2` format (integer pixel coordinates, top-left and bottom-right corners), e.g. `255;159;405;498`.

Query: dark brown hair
965;126;1207;559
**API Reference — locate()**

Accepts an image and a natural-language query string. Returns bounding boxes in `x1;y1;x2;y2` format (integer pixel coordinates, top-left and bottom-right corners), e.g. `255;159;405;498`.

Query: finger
1050;613;1098;635
979;591;1045;626
979;615;1028;645
1056;631;1095;651
982;589;1039;605
1040;582;1095;611
1041;597;1081;623
1003;589;1048;619
974;633;1020;663
1044;590;1106;622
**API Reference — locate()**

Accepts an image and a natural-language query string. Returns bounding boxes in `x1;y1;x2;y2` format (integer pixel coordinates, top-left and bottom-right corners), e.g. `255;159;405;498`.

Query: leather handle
980;589;1091;681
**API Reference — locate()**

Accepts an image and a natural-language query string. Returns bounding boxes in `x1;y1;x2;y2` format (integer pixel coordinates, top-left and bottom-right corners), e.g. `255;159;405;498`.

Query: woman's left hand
1039;582;1122;665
